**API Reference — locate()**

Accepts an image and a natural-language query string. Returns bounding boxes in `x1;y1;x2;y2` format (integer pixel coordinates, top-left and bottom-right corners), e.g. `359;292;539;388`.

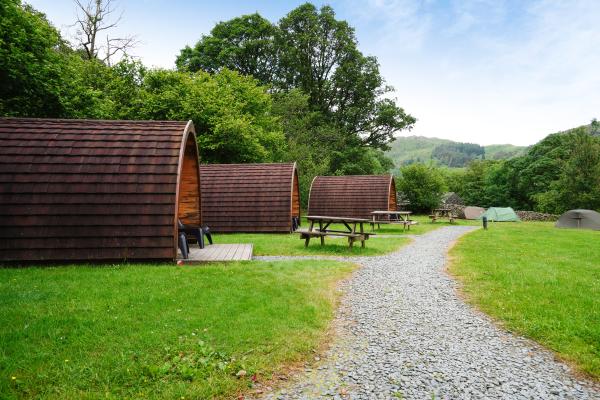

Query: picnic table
429;208;457;223
370;211;418;231
299;215;374;248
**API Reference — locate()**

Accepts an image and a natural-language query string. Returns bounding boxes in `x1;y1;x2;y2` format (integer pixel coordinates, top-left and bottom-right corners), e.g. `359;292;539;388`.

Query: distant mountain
386;136;527;170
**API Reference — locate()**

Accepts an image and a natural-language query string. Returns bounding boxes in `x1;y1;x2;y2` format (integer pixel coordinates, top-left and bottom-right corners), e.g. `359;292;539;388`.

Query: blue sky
27;0;600;146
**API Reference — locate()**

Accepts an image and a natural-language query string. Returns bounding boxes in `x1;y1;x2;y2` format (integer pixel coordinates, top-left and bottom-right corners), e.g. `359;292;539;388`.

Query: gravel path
258;226;600;400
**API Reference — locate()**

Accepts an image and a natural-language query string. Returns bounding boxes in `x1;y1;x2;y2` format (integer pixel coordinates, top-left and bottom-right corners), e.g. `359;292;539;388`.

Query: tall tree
176;13;277;84
177;3;415;151
537;130;600;213
0;0;66;116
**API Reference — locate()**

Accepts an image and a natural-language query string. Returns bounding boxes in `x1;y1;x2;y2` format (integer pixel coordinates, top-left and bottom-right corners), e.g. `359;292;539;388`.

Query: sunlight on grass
0;260;355;399
449;222;600;379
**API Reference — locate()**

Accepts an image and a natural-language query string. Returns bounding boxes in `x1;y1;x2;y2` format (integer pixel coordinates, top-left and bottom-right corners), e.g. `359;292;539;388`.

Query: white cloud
347;0;600;145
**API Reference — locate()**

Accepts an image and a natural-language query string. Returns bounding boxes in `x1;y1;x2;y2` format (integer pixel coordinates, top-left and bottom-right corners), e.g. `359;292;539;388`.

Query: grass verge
449;222;600;379
0;260;355;399
216;233;410;256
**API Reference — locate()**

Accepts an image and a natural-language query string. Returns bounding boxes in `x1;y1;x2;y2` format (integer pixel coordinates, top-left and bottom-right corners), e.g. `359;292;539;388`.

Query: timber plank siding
0;118;200;262
308;175;397;219
199;163;301;233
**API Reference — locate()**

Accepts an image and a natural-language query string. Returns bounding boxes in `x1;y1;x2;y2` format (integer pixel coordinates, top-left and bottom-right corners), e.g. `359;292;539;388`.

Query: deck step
178;244;253;263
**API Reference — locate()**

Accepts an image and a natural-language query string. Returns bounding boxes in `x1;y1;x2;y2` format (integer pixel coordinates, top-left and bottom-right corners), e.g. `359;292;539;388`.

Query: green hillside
386;136;527;169
484;144;528;160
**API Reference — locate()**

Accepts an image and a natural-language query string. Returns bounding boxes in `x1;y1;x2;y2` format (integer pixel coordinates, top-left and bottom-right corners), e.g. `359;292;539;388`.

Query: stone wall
444;203;467;219
515;210;559;221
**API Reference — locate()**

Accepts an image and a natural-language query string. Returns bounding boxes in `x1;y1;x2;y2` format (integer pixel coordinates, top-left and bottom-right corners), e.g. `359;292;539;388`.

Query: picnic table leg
305;220;315;248
360;222;365;248
319;220;324;246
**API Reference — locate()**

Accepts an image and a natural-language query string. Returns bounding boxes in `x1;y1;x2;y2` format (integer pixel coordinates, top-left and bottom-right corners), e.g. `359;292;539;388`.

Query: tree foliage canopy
397;164;446;213
176;3;415;151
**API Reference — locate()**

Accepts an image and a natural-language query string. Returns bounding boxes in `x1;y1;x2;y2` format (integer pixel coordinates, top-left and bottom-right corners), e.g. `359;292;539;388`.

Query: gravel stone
256;226;600;399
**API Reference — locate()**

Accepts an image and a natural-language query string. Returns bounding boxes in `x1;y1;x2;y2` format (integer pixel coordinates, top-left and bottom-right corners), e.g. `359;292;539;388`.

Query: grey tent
464;206;485;220
478;207;520;222
555;209;600;230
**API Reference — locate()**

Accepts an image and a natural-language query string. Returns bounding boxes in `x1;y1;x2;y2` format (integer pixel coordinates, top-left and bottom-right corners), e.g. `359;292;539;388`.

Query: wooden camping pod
199;163;301;232
0;118;201;262
308;175;397;219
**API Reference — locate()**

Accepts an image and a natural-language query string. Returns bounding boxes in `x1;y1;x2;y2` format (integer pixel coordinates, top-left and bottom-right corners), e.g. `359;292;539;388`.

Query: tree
176;13;277;84
135;68;286;164
0;0;66;116
73;0;137;65
536;130;600;213
177;3;415;151
397;164;446;213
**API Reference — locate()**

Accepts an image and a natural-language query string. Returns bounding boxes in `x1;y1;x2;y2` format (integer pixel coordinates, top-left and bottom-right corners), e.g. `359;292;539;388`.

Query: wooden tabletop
371;210;412;215
306;215;371;223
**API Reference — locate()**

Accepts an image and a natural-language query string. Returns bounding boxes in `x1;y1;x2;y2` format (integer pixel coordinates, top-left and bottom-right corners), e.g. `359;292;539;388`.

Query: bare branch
71;0;136;63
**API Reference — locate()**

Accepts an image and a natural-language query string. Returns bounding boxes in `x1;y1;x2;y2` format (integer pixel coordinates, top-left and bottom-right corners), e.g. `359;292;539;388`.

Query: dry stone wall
515;210;559;221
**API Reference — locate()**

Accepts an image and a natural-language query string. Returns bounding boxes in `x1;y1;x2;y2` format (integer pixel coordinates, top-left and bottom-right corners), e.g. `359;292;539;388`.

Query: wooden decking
179;244;253;263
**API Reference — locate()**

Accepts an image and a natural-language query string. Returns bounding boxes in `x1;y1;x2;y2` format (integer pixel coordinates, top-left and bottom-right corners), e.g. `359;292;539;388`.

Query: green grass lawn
449;222;600;379
0;260;355;399
215;232;410;256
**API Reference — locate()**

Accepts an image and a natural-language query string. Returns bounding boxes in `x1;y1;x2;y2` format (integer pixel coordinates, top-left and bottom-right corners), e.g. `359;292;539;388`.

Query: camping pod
308;175;397;219
0;118;201;262
555;209;600;230
199;163;300;233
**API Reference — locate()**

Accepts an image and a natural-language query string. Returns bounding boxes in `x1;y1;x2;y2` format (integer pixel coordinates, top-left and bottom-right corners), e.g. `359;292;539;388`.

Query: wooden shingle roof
199;163;300;232
308;175;396;219
0;118;199;262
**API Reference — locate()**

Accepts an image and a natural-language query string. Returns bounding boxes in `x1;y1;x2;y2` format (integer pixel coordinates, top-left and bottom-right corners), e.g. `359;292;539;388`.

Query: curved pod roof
0;118;200;262
199;163;300;233
308;175;397;219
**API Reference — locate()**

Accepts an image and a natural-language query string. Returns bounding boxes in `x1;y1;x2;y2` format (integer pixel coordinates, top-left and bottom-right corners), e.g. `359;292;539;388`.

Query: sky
27;0;600;146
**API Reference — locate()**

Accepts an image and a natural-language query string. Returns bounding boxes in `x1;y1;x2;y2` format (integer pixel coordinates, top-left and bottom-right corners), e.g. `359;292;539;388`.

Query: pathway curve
258;226;599;400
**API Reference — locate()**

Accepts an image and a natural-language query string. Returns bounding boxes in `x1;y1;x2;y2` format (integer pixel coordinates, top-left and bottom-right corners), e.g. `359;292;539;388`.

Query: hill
386;136;527;169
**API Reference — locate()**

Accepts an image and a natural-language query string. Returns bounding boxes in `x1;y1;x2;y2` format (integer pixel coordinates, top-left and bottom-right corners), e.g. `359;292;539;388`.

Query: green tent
478;207;520;222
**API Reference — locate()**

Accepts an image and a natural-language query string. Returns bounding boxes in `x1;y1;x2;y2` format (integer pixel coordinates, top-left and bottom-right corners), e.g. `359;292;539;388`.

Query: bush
397;164;446;213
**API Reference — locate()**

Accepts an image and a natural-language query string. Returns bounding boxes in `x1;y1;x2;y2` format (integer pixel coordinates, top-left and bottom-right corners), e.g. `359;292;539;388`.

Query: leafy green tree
397;164;446;213
177;3;415;158
0;0;121;119
135;68;286;163
456;160;490;206
0;0;67;116
176;13;277;84
278;3;414;150
536;130;600;213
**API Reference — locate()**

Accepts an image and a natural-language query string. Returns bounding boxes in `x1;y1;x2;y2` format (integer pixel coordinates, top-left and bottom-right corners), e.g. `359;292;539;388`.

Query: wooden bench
429;214;457;223
369;220;419;230
300;216;374;249
370;210;415;231
298;229;373;248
